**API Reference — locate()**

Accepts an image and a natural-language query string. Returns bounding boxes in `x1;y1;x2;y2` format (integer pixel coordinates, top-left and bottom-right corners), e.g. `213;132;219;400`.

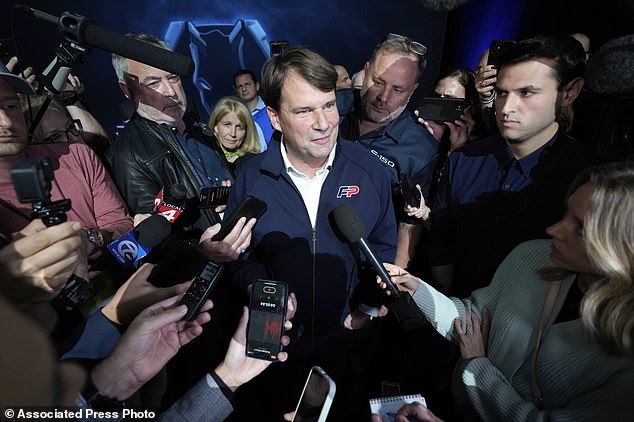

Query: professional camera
10;157;71;226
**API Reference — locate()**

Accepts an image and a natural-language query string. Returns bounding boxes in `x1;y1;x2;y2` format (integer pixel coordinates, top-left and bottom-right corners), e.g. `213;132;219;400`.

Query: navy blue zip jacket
226;137;397;336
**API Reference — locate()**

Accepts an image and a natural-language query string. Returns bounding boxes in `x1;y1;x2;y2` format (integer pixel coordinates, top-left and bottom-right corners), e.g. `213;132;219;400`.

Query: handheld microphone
14;5;195;77
152;183;187;223
333;204;426;331
107;215;172;266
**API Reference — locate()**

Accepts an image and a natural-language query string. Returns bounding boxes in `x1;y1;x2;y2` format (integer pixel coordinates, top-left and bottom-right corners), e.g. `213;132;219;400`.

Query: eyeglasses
386;33;428;57
42;119;83;144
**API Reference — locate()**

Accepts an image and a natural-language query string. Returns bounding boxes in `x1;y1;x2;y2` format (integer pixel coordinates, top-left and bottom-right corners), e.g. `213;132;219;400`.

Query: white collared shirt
280;141;336;228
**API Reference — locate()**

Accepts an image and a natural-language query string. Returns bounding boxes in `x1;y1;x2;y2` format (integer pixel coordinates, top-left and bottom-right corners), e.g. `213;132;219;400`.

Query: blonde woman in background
208;96;261;174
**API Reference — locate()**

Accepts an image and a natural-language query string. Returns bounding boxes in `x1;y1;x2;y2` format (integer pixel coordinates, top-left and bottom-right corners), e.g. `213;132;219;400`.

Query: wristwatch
85;228;104;253
82;375;125;412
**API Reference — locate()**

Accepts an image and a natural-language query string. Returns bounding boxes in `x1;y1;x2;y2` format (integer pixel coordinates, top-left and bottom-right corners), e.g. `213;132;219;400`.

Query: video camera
10;157;71;226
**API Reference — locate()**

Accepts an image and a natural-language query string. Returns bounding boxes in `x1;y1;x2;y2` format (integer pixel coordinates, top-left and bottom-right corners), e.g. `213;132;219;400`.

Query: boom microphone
14;5;195;77
419;0;469;11
107;215;172;266
333;204;426;331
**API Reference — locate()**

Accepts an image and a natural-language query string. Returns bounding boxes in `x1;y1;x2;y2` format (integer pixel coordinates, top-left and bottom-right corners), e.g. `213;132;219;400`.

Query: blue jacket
226;137;397;335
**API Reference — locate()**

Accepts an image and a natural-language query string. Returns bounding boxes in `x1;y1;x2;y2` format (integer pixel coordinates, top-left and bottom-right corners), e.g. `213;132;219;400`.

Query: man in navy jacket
225;47;396;420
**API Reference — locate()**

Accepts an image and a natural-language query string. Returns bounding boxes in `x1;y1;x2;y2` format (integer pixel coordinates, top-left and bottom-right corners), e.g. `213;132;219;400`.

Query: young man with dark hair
427;34;602;297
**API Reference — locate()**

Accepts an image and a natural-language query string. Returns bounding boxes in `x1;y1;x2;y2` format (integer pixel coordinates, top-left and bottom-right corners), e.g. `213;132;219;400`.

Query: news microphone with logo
107;215;172;266
152;183;187;223
333;204;426;331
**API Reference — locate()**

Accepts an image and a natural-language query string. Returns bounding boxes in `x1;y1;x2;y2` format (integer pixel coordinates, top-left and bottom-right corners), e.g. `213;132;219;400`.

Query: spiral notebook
369;393;426;420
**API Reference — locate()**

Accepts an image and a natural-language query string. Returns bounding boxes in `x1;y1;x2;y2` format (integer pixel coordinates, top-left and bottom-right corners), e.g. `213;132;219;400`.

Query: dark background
1;0;632;135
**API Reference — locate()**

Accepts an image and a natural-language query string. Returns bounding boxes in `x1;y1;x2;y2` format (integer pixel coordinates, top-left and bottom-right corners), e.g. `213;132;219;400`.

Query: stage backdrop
3;0;449;135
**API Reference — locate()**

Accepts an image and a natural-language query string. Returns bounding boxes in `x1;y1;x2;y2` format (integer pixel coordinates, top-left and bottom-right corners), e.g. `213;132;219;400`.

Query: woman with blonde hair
208;96;261;173
378;161;634;421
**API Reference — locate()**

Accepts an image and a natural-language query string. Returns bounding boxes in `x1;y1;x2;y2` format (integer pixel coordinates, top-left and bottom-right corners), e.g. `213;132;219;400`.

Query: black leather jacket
106;113;228;231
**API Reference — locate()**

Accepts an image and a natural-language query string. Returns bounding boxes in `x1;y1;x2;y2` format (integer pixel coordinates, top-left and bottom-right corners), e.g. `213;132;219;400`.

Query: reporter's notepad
369;394;426;420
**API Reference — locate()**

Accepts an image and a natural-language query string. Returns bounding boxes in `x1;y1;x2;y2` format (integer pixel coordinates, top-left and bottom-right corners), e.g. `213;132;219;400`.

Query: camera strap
0;197;31;222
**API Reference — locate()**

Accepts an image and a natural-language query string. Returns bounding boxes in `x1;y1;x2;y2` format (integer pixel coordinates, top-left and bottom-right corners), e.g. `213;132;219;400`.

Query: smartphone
292;366;336;422
381;381;401;397
246;280;288;361
0;39;17;65
146;240;211;287
199;186;231;208
269;40;289;57
418;97;466;122
210;195;267;241
487;39;516;68
398;173;421;207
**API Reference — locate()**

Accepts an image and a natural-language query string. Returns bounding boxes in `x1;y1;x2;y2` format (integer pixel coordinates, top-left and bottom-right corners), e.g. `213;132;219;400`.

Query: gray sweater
412;239;634;421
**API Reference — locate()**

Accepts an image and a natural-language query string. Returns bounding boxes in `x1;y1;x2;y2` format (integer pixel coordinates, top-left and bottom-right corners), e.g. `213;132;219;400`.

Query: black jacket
106;113;228;232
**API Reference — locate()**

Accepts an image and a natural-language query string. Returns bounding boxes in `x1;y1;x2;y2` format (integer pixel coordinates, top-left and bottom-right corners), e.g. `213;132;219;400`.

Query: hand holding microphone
333;204;426;331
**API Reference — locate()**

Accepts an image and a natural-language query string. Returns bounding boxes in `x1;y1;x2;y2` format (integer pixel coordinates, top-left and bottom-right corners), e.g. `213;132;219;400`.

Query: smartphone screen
199;186;231;208
246;280;288;361
292;366;336;422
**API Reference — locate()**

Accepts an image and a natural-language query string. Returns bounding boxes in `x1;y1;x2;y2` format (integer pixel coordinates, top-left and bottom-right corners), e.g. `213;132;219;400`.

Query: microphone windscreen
83;24;195;77
169;183;187;200
419;0;469;11
134;215;172;248
333;204;366;243
585;34;634;98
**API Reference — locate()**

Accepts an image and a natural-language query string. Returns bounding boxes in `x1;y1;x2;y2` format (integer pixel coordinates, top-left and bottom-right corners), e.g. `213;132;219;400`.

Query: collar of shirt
280;140;336;228
252;96;266;114
495;131;558;177
344;108;413;145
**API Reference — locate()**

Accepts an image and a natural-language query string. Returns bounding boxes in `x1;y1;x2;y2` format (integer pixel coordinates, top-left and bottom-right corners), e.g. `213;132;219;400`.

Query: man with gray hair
107;33;232;231
340;33;438;270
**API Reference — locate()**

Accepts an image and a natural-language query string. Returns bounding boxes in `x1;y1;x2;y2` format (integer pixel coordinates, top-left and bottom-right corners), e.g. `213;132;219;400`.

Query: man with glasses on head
107;33;233;232
340;33;437;272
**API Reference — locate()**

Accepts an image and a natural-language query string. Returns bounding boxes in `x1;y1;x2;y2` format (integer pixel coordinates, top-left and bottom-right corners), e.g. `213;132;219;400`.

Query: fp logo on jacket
337;185;360;198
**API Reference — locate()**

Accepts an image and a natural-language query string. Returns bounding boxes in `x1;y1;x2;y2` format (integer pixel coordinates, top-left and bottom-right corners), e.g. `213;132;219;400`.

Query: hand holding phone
487;39;516;68
178;261;224;321
246;280;288;361
398;173;422;208
418;97;465;122
211;195;267;241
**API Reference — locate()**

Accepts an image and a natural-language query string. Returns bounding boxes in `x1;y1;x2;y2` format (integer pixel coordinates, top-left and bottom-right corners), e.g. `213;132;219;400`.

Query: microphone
107;215;172;266
333;204;426;331
14;5;195;77
152;183;187;223
419;0;469;11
